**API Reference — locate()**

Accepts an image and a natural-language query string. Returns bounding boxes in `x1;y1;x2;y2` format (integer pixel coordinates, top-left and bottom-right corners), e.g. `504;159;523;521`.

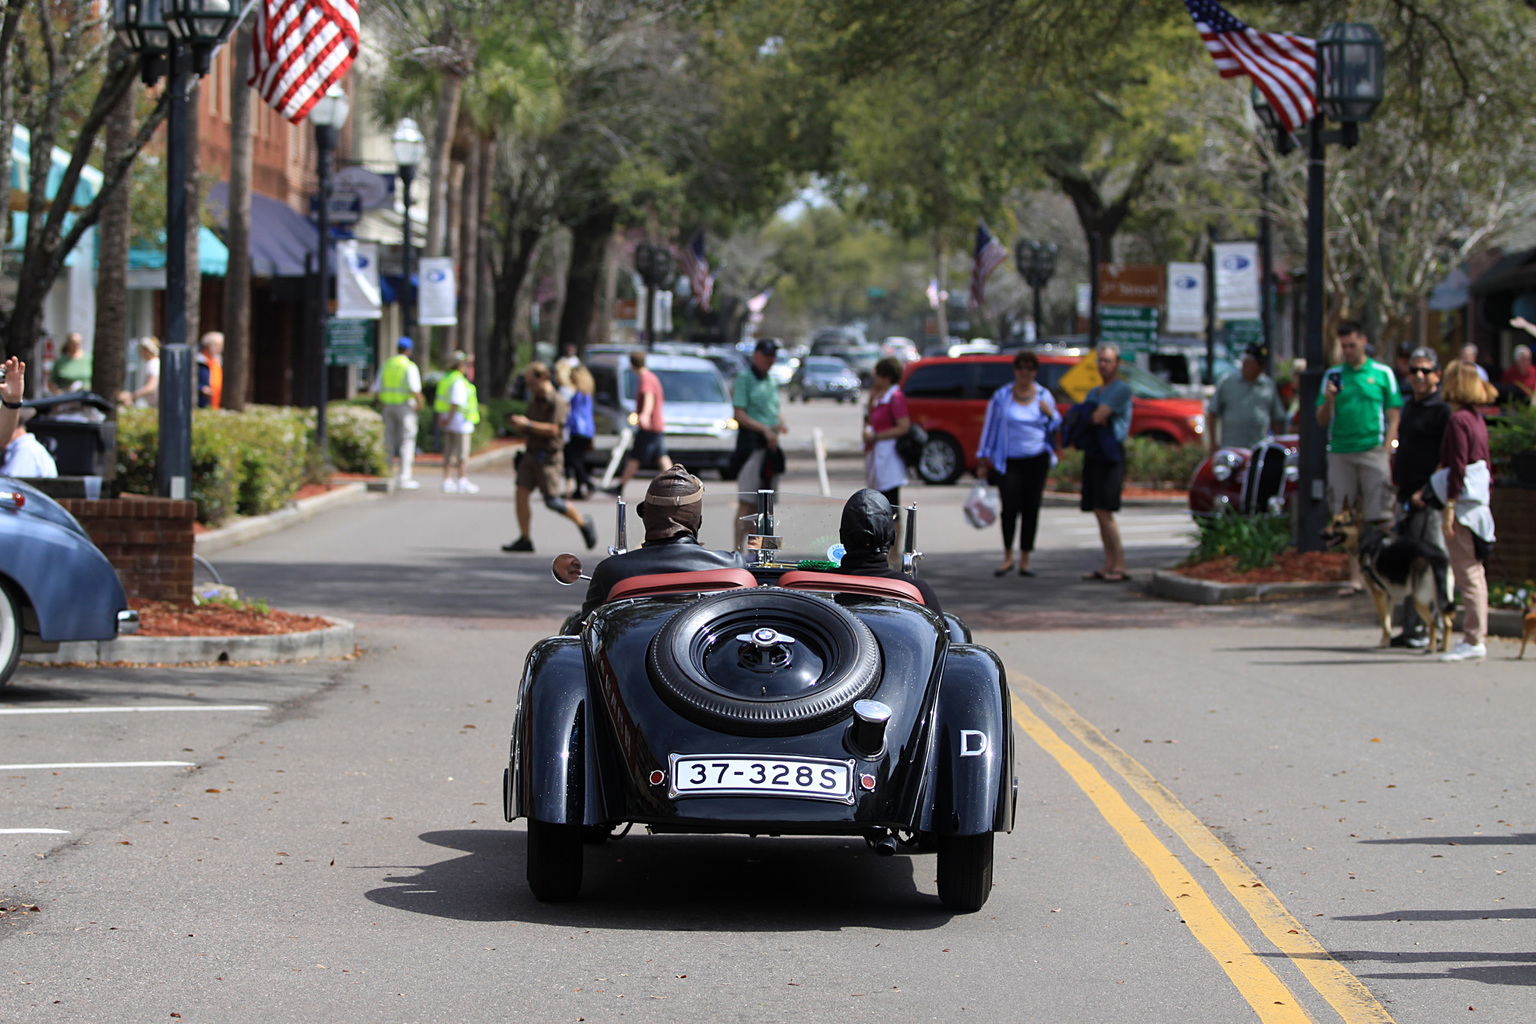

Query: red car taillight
0;490;24;511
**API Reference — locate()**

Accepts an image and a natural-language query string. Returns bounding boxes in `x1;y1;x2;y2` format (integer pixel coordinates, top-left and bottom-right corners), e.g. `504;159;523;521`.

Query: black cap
1242;344;1264;362
754;338;779;356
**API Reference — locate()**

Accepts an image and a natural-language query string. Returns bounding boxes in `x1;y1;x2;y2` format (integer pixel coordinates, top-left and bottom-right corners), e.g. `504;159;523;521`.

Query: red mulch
1177;551;1350;585
134;600;332;637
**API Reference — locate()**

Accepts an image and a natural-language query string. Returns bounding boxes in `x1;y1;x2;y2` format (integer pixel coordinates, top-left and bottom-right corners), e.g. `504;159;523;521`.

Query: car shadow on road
364;828;954;931
1357;833;1536;846
1264;950;1536;987
1335;908;1536;921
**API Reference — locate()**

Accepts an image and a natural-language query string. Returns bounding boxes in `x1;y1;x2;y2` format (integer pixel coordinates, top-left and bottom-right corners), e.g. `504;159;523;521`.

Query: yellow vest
434;370;480;424
379;354;415;405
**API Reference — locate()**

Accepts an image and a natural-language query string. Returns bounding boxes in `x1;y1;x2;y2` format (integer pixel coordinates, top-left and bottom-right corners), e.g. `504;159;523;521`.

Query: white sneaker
1440;642;1486;662
398;478;420;490
442;478;460;494
458;479;479;494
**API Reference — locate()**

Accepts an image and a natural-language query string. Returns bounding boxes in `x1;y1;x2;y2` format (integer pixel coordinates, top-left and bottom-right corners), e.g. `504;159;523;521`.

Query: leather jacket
579;534;747;618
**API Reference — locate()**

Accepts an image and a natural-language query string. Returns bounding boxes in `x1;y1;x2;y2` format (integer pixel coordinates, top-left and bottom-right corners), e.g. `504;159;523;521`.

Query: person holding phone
1316;320;1403;587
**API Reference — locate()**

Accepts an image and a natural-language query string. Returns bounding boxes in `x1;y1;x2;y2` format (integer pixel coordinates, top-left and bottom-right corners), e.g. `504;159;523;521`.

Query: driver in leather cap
579;464;746;617
839;488;942;612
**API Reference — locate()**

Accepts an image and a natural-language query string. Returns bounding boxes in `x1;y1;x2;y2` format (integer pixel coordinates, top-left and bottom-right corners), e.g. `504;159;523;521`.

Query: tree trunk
455;138;479;357
556;207;616;358
223;22;254;411
490;225;540;397
426;69;463;362
91;58;134;413
474;137;494;378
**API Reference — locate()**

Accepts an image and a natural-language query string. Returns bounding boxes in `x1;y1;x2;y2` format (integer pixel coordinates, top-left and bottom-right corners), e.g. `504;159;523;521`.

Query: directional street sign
1100;304;1160;351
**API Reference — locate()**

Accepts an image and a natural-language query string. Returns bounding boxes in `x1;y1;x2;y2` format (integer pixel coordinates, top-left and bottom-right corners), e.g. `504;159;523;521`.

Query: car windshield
804;357;851;374
716;489;919;567
1117;363;1180;399
624;368;729;403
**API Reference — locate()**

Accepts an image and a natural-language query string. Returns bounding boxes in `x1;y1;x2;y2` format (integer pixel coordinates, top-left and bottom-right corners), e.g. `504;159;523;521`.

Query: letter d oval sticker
959;730;988;757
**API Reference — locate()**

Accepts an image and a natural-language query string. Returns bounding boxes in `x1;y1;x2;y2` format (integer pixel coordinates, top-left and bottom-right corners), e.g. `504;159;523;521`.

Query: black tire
526;819;584;902
916;432;965;485
0;581;21;688
936;832;994;912
649;589;880;736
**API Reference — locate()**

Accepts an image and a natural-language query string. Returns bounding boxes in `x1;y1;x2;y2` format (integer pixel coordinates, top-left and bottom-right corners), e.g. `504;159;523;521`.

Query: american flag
968;223;1007;310
1184;0;1316;133
249;0;361;124
679;231;712;312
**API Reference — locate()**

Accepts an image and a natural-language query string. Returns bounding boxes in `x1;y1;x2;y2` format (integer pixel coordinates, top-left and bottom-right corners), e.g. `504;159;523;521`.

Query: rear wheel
526;819;584;902
936;832;994;912
0;582;21;688
916;433;965;485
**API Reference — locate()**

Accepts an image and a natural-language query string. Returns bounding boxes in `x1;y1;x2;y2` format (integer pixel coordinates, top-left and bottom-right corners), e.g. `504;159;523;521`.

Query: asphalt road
2;424;1530;1023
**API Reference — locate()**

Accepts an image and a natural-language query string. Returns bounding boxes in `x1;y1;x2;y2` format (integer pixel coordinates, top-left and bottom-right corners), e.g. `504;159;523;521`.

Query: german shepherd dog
1322;503;1455;652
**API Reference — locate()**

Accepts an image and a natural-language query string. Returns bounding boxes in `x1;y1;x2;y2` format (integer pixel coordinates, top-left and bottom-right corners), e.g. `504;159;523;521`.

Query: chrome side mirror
902;503;923;575
551;553;588;585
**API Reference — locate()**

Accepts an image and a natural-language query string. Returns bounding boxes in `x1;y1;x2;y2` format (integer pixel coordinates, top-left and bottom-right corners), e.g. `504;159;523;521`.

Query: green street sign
1099;304;1159;351
326;319;376;368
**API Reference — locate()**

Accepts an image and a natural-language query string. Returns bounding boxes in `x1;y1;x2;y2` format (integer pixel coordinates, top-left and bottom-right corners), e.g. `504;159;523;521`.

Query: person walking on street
732;338;788;551
1316;320;1401;588
1207;344;1288;451
976;350;1059;577
196;332;224;409
559;363;598;500
435;351;479;493
1429;362;1499;661
606;350;672;497
862;357;912;566
119;337;160;409
376;337;424;490
1080;344;1133;581
504;362;597;553
48;334;91;394
1391;347;1452;648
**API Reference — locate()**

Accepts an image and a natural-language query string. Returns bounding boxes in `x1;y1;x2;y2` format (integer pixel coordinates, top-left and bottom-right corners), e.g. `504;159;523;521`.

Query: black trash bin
22;392;117;477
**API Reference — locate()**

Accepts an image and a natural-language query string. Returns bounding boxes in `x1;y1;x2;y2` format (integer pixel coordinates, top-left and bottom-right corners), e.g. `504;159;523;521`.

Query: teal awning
7;124;105;266
128;226;230;278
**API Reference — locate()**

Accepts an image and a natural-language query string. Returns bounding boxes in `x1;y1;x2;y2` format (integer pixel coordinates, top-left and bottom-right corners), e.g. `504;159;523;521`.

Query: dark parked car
1188;436;1299;517
789;356;861;403
0;477;137;685
509;494;1015;912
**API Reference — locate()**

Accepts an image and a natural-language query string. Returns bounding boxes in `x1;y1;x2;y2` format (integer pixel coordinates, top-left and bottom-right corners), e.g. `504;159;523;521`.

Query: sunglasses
1408;367;1436;376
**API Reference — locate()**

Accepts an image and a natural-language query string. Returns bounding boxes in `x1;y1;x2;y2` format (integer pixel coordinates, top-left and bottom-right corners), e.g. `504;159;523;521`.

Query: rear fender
920;644;1013;836
506;636;602;825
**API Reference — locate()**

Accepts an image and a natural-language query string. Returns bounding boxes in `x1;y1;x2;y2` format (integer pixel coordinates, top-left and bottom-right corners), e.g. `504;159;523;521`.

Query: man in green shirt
1316;320;1402;583
732;338;788;550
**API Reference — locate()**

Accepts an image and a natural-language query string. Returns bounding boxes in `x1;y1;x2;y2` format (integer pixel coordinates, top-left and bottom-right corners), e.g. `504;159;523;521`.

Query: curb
1150;569;1346;605
195;483;370;556
21;618;356;668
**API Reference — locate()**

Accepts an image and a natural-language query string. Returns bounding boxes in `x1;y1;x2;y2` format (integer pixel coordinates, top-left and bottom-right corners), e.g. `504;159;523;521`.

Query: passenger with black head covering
837;488;942;612
579;464;746;617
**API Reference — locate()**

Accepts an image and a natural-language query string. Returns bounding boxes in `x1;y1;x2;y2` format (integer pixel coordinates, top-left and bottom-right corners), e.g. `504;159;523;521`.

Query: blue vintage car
0;476;137;685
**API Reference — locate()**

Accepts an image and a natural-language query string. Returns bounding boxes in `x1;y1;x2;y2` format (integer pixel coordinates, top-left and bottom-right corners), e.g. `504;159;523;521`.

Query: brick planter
60;496;196;605
1488;485;1536;584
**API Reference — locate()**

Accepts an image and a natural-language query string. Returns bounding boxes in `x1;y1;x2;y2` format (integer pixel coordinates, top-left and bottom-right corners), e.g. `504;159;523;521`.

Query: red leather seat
776;570;925;605
604;568;759;603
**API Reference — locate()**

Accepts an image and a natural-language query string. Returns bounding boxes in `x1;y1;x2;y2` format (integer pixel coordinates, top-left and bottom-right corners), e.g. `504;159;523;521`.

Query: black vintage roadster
504;492;1015;912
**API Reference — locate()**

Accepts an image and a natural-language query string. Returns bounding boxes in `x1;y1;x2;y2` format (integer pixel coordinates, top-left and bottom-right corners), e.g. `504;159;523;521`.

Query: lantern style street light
633;243;674;349
392;119;426;353
1295;22;1385;553
308;85;350;461
1013;240;1058;339
113;0;237;500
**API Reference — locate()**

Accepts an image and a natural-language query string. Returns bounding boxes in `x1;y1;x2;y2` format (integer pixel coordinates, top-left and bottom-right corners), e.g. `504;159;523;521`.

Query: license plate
668;754;856;804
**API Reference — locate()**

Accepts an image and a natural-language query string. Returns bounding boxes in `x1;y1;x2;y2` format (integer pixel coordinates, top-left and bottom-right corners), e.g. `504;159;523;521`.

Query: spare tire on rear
648;588;880;736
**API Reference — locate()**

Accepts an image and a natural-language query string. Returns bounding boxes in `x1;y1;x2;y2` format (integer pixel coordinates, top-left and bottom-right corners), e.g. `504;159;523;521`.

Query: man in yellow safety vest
376;337;424;489
435;351;480;493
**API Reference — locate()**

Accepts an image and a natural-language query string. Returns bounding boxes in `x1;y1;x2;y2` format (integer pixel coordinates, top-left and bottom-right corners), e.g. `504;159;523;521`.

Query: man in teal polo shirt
1316;320;1401;582
732;338;788;550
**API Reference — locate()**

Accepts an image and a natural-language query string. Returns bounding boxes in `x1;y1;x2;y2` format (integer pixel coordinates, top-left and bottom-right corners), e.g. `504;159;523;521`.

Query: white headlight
1189;414;1206;435
1211;449;1242;482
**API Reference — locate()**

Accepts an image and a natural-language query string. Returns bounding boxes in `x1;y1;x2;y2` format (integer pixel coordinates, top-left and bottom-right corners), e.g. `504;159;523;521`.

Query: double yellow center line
1010;675;1395;1024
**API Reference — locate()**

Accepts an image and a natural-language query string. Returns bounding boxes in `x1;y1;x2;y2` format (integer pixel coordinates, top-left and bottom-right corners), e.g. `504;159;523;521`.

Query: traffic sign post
1099;304;1160;352
326;319;376;368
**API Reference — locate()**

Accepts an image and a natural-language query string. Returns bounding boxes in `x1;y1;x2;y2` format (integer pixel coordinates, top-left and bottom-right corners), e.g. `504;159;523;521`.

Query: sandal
1081;570;1106;581
993;564;1015;578
1099;571;1131;582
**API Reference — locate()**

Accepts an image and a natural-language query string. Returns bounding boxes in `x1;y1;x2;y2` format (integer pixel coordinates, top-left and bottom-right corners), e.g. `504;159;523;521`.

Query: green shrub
314;402;387;476
222;406;307;515
1488;404;1536;468
114;407;248;525
1046;441;1205;492
1184;512;1292;572
1048;448;1083;491
115;407;157;498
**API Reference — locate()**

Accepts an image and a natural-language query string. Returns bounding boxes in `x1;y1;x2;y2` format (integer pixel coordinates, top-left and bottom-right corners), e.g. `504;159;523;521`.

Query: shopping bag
963;482;1000;529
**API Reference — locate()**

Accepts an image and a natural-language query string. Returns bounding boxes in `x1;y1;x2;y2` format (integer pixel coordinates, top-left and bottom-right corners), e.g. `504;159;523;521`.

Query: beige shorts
443;431;472;466
1327;447;1393;522
516;447;564;496
737;447;779;498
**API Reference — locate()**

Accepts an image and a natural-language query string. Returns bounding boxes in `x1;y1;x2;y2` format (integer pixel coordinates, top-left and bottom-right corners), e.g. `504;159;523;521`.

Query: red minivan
900;353;1208;484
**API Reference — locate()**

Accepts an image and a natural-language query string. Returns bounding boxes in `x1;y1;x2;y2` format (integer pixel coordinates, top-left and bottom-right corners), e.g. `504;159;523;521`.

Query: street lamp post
308;85;350;463
1013;240;1058;340
633;243;674;349
392;119;426;357
1295;23;1385;552
114;0;237;500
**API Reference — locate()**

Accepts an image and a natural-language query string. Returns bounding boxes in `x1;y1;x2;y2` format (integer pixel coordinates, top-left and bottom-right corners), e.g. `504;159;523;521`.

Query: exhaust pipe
866;831;898;857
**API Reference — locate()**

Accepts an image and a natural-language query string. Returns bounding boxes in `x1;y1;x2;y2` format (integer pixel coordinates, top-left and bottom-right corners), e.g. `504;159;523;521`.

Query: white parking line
0;828;70;835
0;761;196;770
0;705;270;716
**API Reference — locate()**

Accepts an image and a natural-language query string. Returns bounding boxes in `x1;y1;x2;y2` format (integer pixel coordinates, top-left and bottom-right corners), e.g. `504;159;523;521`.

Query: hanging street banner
1099;304;1160;351
418;257;458;326
335;240;382;320
1213;241;1261;321
1165;262;1206;335
326;319;376;367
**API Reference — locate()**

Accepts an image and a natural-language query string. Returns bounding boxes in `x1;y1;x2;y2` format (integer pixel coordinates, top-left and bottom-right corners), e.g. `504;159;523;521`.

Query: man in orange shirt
198;332;225;409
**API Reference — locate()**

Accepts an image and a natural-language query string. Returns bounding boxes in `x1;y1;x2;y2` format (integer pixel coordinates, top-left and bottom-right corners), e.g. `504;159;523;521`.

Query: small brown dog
1521;600;1535;659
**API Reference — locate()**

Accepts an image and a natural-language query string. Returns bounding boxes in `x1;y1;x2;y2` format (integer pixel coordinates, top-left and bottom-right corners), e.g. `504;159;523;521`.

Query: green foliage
316;403;388;477
1049;448;1084;492
1185;512;1292;573
1048;441;1206;492
1488;579;1535;610
217;406;308;516
189;417;243;527
195;595;271;615
114;407;158;499
1488;405;1536;466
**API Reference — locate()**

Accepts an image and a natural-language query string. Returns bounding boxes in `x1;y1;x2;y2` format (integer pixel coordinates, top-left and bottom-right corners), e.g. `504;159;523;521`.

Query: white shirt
2;433;58;477
444;376;473;434
865;387;909;493
137;357;160;407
